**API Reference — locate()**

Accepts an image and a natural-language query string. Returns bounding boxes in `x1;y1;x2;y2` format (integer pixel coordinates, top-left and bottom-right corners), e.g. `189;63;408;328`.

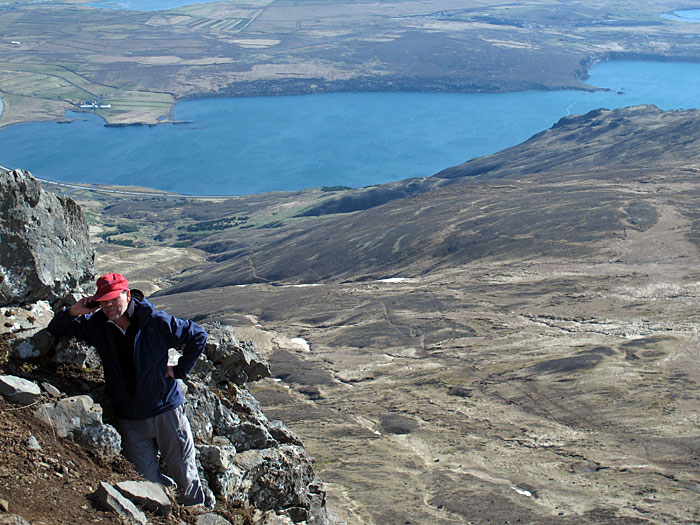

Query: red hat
91;273;129;302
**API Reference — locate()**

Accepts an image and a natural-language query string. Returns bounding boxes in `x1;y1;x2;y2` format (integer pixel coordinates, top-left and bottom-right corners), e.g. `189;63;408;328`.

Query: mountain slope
158;105;700;293
149;104;700;525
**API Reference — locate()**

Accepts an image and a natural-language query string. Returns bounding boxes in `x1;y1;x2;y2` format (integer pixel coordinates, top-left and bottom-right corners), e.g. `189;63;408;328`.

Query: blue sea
661;9;700;23
1;60;700;195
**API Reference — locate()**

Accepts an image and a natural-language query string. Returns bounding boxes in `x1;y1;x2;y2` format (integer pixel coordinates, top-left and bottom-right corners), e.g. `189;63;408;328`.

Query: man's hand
68;296;100;317
165;365;175;379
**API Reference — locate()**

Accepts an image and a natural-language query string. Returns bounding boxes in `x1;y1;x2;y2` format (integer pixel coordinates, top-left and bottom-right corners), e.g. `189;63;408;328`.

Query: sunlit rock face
0;168;94;307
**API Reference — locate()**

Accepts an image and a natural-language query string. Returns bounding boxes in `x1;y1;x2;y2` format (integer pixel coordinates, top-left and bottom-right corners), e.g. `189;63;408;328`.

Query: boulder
267;420;304;447
0;301;53;336
0;375;41;405
196;514;233;525
34;395;102;437
0;169;94;307
202;323;271;385
254;510;296;525
93;481;147;525
198;444;238;474
184;380;275;452
34;395;121;459
115;480;172;516
75;422;122;461
53;338;101;368
11;328;55;360
227;445;325;522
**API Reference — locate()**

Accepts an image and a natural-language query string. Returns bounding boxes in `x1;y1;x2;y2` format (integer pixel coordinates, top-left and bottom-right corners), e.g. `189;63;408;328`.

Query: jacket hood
130;293;156;329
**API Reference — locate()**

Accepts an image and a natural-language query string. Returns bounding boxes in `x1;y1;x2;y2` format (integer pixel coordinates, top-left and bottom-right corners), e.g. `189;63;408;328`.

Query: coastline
3;59;700;197
4;55;700;130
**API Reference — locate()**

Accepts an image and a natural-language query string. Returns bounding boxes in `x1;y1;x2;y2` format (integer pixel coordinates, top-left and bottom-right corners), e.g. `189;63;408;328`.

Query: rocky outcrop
0;169;94;307
1;315;331;523
0;172;334;524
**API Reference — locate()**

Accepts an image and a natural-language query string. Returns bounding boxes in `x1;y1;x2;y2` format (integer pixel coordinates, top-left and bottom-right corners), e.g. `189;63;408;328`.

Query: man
48;272;207;506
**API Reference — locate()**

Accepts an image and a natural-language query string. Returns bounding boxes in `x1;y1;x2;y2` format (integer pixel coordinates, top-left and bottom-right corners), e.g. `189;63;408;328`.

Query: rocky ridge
0;169;335;525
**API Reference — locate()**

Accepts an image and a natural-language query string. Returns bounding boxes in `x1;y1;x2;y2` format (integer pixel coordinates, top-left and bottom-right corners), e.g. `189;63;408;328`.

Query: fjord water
661;9;700;22
1;61;700;196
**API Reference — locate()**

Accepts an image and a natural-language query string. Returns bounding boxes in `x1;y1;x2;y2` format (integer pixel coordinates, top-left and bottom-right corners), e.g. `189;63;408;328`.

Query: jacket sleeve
47;307;95;345
166;316;207;379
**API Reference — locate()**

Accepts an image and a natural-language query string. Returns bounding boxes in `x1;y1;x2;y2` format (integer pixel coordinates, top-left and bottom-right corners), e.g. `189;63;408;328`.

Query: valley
48;105;700;523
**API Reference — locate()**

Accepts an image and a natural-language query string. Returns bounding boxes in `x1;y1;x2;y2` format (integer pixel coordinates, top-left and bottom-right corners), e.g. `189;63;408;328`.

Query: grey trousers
119;404;204;506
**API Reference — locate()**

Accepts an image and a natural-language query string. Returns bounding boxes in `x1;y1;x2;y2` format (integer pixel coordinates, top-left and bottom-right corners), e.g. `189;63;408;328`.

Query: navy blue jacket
48;296;207;420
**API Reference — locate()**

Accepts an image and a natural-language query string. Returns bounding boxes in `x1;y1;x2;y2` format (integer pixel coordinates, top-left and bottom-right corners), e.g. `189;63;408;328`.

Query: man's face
99;290;130;321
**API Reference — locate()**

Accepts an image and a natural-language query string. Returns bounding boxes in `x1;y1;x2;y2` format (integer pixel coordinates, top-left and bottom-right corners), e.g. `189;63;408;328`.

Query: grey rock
41;381;62;399
10;327;55;360
184;381;222;441
34;395;121;459
93;481;147;525
226;420;276;452
1;301;53;337
185;379;275;451
75;422;122;461
53;338;101;368
267;420;304;447
202;323;271;385
12;339;40;360
228;445;323;520
26;434;42;451
209;465;246;506
222;382;268;420
0;375;41;405
0;169;94;307
196;514;232;525
198;444;237;473
115;480;172;516
253;511;296;525
182;374;329;520
34;395;102;438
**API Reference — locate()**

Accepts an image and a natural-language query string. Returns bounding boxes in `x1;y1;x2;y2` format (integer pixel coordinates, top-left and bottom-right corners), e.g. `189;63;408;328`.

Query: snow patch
291;337;310;352
512;486;533;497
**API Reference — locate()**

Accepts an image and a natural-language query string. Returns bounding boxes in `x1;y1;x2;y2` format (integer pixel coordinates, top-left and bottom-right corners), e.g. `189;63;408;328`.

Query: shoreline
32;176;314;201
2;55;700;130
4;58;700;197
